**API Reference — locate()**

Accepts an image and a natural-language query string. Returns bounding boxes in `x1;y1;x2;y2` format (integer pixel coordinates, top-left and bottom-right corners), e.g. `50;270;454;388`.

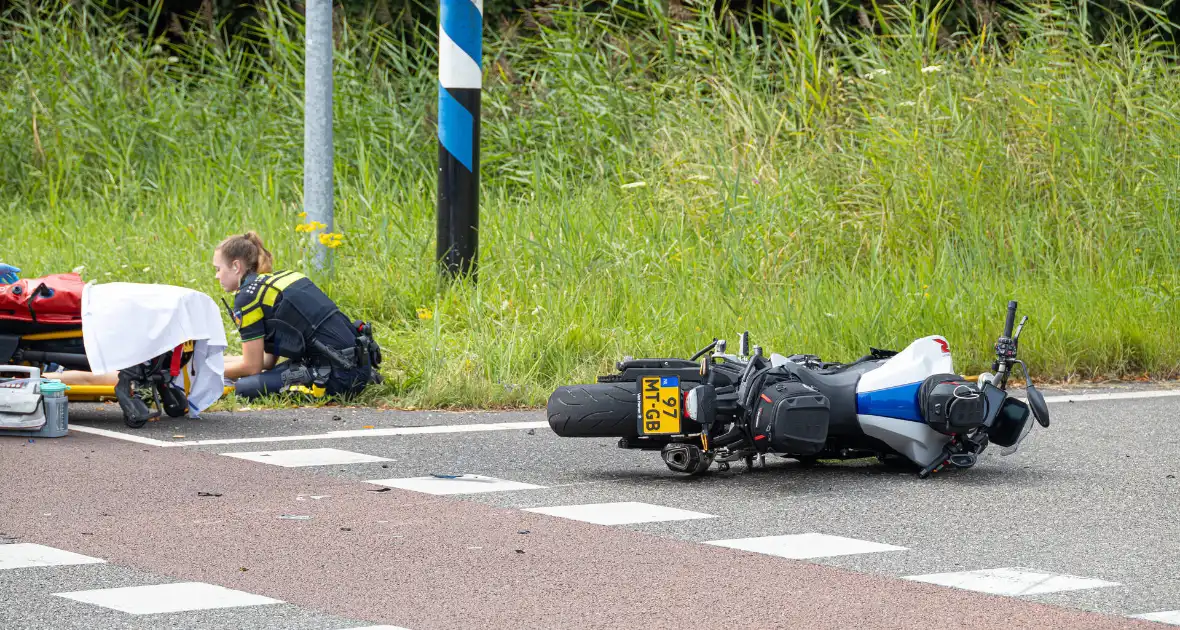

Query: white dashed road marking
523;501;718;525
1130;611;1180;625
0;544;106;570
53;582;284;615
221;447;391;467
705;533;908;559
365;474;545;495
902;567;1120;596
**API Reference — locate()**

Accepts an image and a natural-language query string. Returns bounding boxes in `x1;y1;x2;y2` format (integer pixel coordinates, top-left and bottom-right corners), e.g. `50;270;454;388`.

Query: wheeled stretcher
1;272;227;428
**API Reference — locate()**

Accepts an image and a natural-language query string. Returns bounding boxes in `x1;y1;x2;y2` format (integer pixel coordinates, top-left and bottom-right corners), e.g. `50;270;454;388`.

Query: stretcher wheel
157;383;188;418
116;376;160;429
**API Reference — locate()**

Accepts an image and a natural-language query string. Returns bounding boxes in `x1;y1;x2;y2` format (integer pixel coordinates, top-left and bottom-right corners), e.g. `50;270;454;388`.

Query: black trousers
234;360;369;400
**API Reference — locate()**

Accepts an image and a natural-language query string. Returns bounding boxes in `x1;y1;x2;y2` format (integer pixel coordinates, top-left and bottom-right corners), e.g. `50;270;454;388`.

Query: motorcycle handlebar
1003;300;1017;338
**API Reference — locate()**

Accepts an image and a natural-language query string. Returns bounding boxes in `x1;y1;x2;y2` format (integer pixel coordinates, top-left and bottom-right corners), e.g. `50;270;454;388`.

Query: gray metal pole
304;0;333;272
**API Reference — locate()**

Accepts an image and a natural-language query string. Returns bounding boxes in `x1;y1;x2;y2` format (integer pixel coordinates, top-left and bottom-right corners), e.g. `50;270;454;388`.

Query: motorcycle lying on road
547;300;1051;478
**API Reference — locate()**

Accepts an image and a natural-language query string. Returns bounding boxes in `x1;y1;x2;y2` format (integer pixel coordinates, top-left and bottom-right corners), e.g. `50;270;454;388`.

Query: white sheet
81;282;228;417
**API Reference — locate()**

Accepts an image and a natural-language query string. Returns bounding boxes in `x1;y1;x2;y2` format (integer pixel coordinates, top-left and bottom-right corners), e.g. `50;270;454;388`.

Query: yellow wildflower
417;308;433;320
296;221;328;234
318;232;344;248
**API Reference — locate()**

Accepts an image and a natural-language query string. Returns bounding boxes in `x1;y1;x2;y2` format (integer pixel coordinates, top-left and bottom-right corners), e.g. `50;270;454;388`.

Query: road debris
296;494;330;501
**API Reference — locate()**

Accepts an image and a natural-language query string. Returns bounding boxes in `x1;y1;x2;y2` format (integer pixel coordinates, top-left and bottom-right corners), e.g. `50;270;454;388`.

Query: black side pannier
919;373;987;435
751;380;830;455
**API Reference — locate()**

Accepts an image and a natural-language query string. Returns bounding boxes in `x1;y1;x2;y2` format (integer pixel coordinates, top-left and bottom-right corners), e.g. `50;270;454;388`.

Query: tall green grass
2;1;1178;408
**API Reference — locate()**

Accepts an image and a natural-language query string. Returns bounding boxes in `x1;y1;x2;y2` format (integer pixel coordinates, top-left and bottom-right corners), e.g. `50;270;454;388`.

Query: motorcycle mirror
685;385;717;426
1026;385;1050;428
739;331;750;357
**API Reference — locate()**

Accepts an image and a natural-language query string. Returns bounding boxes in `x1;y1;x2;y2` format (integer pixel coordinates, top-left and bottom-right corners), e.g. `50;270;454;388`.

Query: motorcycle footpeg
917;460;944;479
918;446;952;478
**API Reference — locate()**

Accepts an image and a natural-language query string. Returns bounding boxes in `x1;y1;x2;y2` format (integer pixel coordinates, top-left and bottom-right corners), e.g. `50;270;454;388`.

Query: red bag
0;273;85;326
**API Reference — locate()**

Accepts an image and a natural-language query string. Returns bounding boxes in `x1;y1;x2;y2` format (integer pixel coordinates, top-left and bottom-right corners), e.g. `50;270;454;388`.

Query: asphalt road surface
1;384;1178;629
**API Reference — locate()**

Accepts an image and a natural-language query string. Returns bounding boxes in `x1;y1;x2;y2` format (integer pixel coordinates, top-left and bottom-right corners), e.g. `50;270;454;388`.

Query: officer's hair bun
218;231;274;275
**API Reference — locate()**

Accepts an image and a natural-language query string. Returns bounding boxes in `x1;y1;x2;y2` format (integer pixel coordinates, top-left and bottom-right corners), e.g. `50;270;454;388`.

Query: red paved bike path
0;434;1155;629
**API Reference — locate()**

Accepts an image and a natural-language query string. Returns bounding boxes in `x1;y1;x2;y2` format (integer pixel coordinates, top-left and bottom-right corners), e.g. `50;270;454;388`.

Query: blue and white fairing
854;335;957;465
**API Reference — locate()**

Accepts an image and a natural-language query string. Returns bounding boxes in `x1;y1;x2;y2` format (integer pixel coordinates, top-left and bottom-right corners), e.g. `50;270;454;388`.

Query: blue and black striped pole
437;0;482;279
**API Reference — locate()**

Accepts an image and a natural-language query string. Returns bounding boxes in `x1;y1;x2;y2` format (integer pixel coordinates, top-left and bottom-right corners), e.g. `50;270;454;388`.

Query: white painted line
704;533;907;559
0;543;106;570
903;567;1120;596
1131;611;1180;625
523;501;718;525
68;425;177;447
365;475;544;495
67;389;1180;448
1044;389;1180;404
66;420;549;448
170;421;550;446
221;448;391;467
54;582;284;614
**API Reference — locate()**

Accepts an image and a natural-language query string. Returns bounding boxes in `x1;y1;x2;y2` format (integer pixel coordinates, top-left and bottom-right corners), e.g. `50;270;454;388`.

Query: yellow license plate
639;375;681;435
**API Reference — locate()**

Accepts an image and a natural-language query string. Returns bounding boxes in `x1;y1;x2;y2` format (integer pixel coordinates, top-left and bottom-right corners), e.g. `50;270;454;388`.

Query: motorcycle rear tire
547;383;639;438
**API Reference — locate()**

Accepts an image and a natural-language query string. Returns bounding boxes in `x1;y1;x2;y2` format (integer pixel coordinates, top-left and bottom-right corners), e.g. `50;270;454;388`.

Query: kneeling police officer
214;232;382;400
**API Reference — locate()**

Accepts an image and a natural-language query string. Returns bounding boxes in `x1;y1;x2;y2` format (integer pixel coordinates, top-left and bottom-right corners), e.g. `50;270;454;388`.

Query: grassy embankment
2;2;1177;409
